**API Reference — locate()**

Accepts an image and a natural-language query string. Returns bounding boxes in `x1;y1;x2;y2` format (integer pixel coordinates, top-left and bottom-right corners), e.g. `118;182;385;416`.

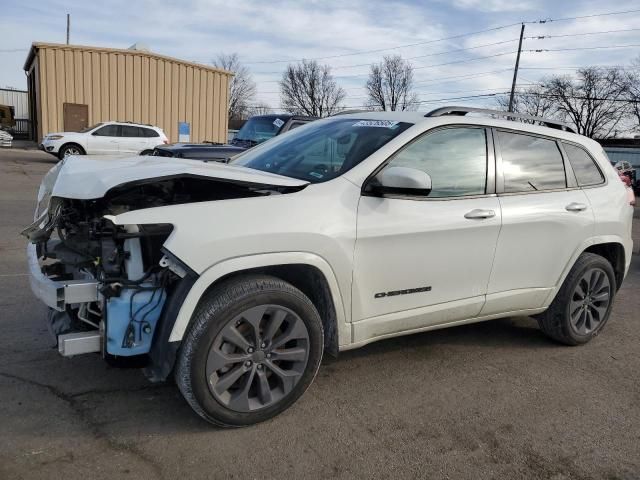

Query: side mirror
367;166;432;196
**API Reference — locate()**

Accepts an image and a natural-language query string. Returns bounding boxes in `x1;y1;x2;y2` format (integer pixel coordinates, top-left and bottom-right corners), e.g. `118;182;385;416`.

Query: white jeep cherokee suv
23;107;634;426
40;121;168;159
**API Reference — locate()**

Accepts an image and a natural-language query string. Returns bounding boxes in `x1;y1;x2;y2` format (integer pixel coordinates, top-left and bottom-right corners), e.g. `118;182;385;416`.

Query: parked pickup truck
152;114;316;161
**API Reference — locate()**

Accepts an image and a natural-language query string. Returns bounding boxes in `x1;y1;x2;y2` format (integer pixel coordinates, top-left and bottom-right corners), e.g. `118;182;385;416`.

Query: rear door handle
464;209;496;219
565;202;587;212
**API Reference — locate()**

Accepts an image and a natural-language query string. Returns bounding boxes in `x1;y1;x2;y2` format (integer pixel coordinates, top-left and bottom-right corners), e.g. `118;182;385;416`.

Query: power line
329;39;519;71
246;92;510;110
532;8;640;24
243;7;640;66
340;85;536;101
331;51;518;80
257;51;517;80
526;27;640;40
527;44;640;53
242;22;524;65
256;68;515;94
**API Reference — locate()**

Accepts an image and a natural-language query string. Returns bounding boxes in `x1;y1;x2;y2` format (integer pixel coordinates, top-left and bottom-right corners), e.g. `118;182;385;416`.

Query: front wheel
58;143;85;159
175;275;324;427
537;252;616;345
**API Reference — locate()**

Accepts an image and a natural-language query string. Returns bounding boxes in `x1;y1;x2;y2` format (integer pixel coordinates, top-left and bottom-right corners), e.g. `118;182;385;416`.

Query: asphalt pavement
1;147;639;480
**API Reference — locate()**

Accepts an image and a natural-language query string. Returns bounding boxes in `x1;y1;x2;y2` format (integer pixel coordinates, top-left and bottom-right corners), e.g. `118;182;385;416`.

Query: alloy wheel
569;267;611;335
206;304;310;412
64;147;81;156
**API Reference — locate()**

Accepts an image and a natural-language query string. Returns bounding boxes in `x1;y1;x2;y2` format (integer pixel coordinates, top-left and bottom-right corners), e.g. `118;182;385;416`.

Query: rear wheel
58;143;85;159
537;253;616;345
175;275;323;427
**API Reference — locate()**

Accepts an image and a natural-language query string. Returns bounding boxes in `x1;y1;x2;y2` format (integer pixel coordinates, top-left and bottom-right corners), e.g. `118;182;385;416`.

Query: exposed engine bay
24;174;301;368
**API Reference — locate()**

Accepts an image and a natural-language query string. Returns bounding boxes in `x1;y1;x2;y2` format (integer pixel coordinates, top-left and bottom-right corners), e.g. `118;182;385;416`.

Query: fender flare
168;252;350;344
542;234;631;307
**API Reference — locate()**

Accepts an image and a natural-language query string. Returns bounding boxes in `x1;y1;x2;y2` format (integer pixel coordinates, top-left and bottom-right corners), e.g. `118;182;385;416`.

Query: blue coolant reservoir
106;285;167;356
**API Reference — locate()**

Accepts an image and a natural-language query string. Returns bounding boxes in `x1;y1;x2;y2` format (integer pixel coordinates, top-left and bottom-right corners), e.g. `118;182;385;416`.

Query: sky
1;0;639;111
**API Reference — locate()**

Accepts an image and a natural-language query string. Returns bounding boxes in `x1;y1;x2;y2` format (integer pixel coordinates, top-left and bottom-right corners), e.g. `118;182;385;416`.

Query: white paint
39;121;168;157
29;110;635;351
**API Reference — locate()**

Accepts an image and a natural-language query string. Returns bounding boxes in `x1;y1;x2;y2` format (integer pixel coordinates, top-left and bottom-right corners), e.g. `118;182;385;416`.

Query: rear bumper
27;243;100;311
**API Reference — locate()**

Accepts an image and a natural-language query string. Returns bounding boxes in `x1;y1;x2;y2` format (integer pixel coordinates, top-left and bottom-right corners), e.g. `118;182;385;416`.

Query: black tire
537;252;616;346
58;143;85;159
175;275;324;427
140;149;153;156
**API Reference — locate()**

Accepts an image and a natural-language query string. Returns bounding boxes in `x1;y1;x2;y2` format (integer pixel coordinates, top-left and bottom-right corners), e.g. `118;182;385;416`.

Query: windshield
231;118;413;183
80;123;104;133
234;117;287;144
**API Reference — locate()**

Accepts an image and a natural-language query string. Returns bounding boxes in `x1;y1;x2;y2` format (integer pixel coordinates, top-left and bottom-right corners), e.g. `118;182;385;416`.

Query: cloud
443;0;539;12
0;0;638;111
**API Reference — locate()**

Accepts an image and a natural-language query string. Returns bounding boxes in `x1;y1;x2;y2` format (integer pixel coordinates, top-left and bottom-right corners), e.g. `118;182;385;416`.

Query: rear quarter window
142;127;159;138
498;131;566;193
562;143;604;186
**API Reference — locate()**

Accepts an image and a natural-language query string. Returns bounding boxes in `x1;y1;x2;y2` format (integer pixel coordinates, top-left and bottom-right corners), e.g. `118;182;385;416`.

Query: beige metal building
24;42;232;143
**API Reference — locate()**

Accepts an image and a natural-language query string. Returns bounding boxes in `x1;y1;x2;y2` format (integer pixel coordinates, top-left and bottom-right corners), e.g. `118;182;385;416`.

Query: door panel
353;196;501;323
119;125;147;153
484;129;596;312
352;126;502;335
487;190;594;298
88;124;119;155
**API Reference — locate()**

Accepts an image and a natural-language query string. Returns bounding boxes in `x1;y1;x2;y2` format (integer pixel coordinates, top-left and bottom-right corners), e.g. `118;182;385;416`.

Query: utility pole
508;23;525;113
66;14;70;44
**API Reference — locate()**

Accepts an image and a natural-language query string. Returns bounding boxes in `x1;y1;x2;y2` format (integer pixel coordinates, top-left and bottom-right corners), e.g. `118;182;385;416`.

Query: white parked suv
23;107;634;426
40;121;168;159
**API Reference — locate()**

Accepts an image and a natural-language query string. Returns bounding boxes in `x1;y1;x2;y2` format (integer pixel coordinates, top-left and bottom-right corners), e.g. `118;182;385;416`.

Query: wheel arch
583;242;625;290
60;142;86;155
169;252;350;354
546;236;629;308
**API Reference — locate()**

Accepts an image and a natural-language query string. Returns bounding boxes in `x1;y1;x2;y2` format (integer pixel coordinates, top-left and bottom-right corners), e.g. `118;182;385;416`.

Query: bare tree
246;102;272;117
365;55;419;111
280;60;345;117
496;84;557;119
540;67;631;138
213;53;257;120
626;57;640;128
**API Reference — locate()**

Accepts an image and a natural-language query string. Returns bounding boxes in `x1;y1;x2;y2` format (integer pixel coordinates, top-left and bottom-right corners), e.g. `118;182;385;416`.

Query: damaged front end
24;191;179;366
23;158;306;379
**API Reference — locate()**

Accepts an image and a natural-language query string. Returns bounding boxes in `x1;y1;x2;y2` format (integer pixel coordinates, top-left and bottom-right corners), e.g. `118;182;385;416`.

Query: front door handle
464;209;496;220
565;202;587;212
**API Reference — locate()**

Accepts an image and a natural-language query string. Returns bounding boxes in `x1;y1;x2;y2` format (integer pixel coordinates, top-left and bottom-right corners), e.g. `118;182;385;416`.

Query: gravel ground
0;148;639;480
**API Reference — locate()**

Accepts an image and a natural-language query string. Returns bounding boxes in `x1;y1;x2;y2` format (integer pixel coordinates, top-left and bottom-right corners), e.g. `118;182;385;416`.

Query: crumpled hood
49;154;309;200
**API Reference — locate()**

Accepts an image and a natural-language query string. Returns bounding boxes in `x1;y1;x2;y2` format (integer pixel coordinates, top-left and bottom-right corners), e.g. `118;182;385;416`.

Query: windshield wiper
232;138;259;146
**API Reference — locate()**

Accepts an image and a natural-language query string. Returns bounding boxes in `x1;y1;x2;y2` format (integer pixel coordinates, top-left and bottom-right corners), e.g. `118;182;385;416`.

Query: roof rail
424;106;575;133
331;109;370;116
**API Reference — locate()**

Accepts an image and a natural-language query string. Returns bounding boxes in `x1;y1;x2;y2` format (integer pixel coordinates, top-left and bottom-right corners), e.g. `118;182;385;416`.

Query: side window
386;127;487;198
121;126;142;137
563;143;604;186
142;127;159;137
498;131;566;193
93;125;119;136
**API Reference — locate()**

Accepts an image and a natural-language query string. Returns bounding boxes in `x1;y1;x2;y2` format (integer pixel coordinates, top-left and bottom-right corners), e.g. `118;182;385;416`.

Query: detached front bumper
27;243;100;311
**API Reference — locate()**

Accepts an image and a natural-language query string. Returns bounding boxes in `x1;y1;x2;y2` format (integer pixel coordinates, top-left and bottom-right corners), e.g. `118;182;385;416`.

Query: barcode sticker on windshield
273;118;285;128
353;120;399;128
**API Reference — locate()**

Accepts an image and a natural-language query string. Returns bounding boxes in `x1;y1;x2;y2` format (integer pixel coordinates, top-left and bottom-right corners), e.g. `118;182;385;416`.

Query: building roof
23;42;233;77
597;138;640;148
